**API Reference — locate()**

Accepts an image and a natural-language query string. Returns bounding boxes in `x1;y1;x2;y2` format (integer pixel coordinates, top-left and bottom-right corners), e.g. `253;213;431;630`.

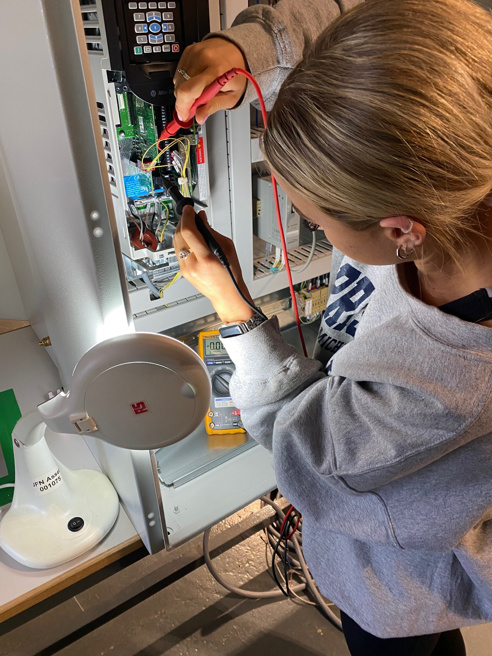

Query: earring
400;218;414;234
396;244;416;260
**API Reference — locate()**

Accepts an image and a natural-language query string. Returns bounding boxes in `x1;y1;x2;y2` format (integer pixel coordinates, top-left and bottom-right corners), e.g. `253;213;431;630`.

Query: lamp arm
12;411;49;447
38;392;79;436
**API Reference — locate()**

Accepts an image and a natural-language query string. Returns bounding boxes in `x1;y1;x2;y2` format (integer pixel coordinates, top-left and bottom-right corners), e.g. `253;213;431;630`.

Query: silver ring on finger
177;68;191;81
178;249;192;260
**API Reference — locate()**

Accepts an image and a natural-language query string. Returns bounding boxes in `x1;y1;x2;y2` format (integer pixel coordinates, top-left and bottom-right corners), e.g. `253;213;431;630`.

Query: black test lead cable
161;176;267;320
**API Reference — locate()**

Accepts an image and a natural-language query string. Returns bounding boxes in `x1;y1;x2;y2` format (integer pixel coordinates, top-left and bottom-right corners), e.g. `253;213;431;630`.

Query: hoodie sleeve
206;0;364;109
222;314;489;496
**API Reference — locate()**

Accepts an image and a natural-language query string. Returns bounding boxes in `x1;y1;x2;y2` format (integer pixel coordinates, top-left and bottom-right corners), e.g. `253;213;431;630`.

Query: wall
0;224;26;321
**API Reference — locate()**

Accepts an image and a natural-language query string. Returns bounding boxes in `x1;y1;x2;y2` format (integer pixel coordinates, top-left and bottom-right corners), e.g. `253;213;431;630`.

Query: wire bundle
203;495;342;631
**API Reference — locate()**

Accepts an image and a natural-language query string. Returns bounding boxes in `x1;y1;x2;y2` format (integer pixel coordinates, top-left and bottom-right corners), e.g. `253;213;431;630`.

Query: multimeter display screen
204;337;227;357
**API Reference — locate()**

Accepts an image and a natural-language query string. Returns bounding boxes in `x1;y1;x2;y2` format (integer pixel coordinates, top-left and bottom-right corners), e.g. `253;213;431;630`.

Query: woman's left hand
173;205;256;323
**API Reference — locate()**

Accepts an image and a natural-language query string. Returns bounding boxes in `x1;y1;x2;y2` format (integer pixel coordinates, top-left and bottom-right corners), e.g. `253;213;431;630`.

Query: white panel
0;226;26;321
0;2;130;386
220;0;248;29
0;1;166;555
159;439;276;547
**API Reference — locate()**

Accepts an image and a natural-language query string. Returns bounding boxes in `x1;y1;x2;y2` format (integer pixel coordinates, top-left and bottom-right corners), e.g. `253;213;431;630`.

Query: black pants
340;612;467;656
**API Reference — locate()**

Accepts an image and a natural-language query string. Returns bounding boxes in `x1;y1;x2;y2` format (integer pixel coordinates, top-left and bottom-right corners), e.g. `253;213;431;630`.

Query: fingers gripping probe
161;176;266;319
159;69;239;142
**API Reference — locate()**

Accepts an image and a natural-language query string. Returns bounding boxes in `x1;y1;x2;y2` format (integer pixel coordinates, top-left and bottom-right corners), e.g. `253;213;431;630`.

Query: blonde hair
262;0;492;263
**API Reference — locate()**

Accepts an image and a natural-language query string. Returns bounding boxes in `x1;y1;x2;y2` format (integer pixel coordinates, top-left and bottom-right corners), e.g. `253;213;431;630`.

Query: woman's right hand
173;38;248;125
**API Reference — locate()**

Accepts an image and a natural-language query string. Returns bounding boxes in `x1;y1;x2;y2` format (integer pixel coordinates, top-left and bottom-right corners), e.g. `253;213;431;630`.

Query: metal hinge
71;414;99;434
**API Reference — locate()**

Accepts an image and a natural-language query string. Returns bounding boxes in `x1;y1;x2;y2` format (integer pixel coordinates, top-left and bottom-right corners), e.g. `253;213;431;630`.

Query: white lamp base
0;466;119;569
0;413;119;569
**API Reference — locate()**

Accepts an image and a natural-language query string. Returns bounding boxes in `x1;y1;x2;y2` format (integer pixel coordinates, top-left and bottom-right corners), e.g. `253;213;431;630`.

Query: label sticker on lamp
131;401;150;415
32;468;63;496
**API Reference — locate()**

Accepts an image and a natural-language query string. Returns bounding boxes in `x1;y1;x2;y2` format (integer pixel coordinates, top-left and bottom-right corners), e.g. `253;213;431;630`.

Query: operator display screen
204;337;227;357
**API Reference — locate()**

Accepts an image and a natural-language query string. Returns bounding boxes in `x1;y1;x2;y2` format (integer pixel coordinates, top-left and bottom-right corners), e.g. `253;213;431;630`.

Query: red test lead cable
161;67;308;357
235;68;308;357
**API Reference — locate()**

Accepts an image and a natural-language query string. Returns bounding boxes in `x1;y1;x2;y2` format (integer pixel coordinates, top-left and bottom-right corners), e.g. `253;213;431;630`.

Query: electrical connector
296;286;329;318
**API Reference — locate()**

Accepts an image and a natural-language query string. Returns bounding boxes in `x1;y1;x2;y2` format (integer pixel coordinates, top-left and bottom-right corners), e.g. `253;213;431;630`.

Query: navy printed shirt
314;253;375;371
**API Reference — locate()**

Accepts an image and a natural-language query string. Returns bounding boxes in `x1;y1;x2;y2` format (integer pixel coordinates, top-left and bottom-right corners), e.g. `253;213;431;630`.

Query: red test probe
158;68;240;141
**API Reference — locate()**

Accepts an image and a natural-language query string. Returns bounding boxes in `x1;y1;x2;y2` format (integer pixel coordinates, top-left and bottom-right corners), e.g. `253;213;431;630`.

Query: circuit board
117;92;160;199
117;92;158;160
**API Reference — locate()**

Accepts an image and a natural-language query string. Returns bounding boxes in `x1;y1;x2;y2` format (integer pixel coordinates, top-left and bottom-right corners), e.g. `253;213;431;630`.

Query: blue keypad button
146;11;161;21
161;23;168;31
149;33;163;44
166;22;174;31
149;22;160;33
134;24;148;33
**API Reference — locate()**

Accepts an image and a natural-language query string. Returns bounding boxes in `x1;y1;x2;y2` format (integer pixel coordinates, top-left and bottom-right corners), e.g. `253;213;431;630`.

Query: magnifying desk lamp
0;332;211;569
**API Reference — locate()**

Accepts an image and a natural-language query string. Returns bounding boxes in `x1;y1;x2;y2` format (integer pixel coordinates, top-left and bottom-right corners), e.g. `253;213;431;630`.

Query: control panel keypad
126;0;182;60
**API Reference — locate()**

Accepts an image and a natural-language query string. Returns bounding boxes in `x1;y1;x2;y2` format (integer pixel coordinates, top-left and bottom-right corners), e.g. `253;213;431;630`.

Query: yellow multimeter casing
198;330;246;436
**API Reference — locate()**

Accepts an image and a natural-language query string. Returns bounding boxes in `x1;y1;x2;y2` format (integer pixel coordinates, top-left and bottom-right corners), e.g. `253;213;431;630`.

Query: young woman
173;0;492;653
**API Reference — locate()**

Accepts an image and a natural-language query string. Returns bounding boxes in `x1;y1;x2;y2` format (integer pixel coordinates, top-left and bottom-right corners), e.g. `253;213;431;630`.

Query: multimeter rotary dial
211;370;233;396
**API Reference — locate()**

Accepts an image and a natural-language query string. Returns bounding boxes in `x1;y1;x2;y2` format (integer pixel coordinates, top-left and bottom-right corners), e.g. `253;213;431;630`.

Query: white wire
203;528;306;599
261;496;342;630
293;230;317;273
202;495;342;630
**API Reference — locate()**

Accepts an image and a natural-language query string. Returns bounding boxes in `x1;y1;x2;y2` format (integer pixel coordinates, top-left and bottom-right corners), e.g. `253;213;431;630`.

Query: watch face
219;324;246;339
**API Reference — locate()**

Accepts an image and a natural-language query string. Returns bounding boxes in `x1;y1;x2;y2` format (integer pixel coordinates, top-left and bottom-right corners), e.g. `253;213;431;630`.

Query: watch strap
219;309;268;338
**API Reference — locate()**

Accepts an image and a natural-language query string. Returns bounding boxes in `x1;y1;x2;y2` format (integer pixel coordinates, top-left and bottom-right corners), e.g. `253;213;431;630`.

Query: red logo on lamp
131;401;149;415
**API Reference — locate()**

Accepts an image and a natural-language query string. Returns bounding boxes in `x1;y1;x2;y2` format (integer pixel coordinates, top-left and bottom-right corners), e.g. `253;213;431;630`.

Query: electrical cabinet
0;0;332;558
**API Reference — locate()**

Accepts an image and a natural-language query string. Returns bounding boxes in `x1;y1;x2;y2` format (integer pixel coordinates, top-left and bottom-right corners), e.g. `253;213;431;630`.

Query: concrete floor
3;502;492;655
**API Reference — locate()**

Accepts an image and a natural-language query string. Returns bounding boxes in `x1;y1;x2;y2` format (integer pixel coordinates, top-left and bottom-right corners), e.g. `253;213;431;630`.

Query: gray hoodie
214;0;492;640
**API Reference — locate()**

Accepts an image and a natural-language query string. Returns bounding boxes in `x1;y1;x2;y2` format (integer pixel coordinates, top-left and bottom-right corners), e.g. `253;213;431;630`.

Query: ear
379;216;426;249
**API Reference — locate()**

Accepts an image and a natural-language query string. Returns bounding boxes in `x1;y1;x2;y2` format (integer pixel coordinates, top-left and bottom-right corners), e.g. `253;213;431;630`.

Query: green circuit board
117;92;158;162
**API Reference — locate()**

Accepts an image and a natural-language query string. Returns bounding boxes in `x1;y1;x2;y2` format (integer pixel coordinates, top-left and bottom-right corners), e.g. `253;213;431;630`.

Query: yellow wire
159;272;180;298
141;137;191;172
182;139;191;197
159;204;170;242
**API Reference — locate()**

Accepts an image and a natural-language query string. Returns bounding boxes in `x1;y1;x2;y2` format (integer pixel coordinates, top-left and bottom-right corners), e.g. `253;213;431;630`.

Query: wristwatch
219;308;268;339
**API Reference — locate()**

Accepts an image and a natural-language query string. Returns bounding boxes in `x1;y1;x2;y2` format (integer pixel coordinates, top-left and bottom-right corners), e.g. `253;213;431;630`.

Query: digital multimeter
198;331;245;435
